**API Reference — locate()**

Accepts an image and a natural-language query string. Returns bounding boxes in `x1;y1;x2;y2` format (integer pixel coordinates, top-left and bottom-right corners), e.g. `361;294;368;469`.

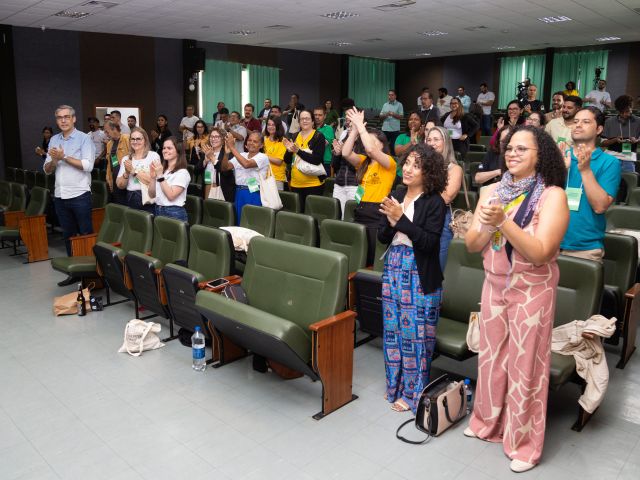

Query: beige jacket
551;315;616;413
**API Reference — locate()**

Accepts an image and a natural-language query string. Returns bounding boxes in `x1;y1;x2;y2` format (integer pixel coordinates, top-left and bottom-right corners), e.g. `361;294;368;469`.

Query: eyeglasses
55;115;72;121
210;135;222;140
504;145;537;156
299;117;312;121
130;137;144;142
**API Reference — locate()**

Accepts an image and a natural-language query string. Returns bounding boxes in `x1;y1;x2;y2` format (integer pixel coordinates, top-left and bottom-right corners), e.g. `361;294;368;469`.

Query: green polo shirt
318;124;335;165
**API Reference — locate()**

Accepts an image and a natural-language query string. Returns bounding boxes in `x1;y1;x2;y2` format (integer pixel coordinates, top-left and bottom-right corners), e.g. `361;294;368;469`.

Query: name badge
247;177;259;193
566;186;582;211
622;142;632;155
133;176;139;184
354;185;365;204
204;170;212;185
111;154;119;168
557;136;566;144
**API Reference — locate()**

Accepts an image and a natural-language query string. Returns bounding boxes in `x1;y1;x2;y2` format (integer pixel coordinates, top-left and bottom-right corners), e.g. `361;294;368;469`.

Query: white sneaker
463;427;477;438
510;459;536;473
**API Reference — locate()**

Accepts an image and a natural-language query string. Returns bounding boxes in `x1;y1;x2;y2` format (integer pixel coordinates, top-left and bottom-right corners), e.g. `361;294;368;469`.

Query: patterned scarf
495;171;546;262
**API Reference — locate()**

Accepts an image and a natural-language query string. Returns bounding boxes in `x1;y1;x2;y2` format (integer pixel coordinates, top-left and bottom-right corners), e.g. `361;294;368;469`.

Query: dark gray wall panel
155;38;184;131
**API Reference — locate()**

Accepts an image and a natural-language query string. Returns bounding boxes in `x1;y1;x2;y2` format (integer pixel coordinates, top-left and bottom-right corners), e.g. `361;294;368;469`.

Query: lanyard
491;193;526;251
619;120;631;140
565;154;584;190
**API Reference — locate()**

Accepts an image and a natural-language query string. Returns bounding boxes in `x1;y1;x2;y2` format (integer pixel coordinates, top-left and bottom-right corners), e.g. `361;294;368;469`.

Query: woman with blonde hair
116;126;159;212
425;126;463;268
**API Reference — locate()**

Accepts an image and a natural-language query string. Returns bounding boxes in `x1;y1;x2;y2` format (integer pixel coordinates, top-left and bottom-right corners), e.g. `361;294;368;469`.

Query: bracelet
496;217;508;230
157;177;165;183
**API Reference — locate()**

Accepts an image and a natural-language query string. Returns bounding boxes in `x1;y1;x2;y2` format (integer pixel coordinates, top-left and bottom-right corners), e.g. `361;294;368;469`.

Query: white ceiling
1;0;639;59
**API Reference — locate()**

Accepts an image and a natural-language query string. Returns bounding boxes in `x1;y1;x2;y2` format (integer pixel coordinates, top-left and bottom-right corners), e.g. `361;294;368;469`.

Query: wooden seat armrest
199;275;242;292
71;232;98;242
347;271;357;281
4;210;25;228
625;283;640;299
309;310;356;332
111;242;122;247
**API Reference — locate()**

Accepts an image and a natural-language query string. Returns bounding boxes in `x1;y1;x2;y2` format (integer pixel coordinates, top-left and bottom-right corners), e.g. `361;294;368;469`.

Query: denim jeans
126;190;155;214
54;191;93;256
155;205;188;222
481;115;493;136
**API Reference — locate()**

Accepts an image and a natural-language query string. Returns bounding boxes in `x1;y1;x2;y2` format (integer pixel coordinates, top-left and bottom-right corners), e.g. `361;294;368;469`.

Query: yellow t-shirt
358;154;396;203
291;130;323;188
263;137;287;182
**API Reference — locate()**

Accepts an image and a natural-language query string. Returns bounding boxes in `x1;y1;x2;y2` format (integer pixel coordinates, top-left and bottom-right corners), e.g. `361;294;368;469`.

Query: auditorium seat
274;211;316;246
0;186;49;259
278;191;301;213
185;194;202;225
343;200;357;223
196;237;356;418
202;199;234;228
240;205;275;237
304;195;340;224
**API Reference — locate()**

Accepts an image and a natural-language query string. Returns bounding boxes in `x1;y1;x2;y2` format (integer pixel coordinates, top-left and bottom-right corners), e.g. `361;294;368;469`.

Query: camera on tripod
517;77;531;106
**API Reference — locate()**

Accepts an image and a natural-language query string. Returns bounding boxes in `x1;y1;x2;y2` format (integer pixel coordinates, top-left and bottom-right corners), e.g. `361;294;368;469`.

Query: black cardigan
378;189;446;294
440;112;479;139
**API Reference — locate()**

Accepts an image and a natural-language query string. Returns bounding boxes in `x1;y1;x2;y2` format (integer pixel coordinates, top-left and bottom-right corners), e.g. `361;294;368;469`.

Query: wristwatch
157;177;165;183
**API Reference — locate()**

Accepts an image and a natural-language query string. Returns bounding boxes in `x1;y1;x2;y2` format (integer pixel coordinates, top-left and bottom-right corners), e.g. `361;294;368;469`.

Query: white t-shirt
89;130;107;160
585;90;611;112
438;95;453;115
229;151;269;186
443;115;462;139
230;124;248;152
117;151;160;191
180;115;200;141
155;169;190;206
392;195;420;247
119;123;131;134
477;92;495;115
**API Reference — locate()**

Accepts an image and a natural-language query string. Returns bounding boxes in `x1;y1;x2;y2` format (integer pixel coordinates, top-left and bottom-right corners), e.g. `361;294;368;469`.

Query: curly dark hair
491;125;513;154
399;143;448;195
502;125;566;188
614;94;633;113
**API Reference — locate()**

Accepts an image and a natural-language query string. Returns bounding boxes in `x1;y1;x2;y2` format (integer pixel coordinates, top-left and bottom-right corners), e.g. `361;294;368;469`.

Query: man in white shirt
110;110;130;134
584;80;612;112
437;87;453;116
476;83;495;136
179;105;200;142
87;116;107;168
43;105;95;280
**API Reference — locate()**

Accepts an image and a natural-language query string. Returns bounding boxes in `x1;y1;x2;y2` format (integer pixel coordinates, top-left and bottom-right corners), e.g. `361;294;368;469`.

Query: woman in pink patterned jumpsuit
464;126;569;473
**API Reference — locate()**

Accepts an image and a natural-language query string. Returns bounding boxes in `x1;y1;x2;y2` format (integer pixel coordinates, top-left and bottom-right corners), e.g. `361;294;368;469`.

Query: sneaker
463;427;477;438
57;276;78;287
510;459;536;473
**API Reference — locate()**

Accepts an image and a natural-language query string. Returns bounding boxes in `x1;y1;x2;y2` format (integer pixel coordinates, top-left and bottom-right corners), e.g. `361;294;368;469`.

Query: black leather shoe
57;276;79;287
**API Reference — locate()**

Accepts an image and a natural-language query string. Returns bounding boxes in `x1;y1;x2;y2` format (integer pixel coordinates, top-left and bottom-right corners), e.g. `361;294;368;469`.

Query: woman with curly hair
464;125;569;473
378;143;447;413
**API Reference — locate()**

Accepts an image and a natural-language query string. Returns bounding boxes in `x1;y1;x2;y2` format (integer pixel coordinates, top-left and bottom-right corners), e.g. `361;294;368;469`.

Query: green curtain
248;64;279;113
550;50;609;97
202;59;242;123
348;56;395;110
498;54;546;109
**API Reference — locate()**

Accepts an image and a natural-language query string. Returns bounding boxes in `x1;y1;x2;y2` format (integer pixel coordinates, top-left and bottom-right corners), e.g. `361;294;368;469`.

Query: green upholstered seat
51;203;127;276
436;239;485;360
372;239;387;272
91;181;108;208
14;169;25;185
351;268;383;338
477;136;492;148
202;199;235;228
2;183;27;214
24;171;36;190
606;205;640;231
278;191;301;213
319;219;367;273
275;211;317;246
185;195;202;225
0;186;49;242
305;195;340;223
196;237;355;417
468;144;487;152
6;168;17;182
240;205;275;237
620;172;638;204
35;172;47;189
628;188;640;207
343;200;357;223
0;181;11;208
94;209;153;304
451;190;478;212
125;216;189;319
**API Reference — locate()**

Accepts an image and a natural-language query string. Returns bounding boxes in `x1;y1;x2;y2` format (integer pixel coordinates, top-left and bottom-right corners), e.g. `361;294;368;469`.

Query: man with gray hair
44;105;95;284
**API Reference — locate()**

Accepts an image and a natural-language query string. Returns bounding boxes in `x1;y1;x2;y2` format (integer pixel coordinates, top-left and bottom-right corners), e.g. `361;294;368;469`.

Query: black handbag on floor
396;374;467;444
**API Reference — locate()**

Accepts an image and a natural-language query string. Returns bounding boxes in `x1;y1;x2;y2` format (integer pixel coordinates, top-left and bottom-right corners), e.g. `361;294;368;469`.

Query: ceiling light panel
418;31;448;36
538;15;572;23
595;36;621;41
322;11;359;20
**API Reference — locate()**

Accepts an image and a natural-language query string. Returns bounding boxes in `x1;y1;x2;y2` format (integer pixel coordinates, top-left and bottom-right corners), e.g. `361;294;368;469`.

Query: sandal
391;400;411;412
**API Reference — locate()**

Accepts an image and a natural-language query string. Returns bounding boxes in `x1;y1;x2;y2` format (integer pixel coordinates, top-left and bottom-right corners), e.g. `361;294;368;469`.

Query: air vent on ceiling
322;11;359;20
230;30;256;36
364;38;384;42
418;31;448;36
373;0;416;12
464;25;488;32
55;10;92;19
329;41;352;46
492;45;516;50
265;25;291;30
81;1;118;7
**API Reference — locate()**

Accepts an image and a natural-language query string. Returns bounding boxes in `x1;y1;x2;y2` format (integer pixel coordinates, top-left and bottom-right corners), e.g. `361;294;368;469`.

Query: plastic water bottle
191;326;206;372
464;378;473;414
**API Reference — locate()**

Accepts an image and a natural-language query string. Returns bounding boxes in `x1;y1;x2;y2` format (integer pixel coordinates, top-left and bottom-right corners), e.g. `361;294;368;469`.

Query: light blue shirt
44;128;95;199
560;148;620;251
380;101;403;132
458;95;471;113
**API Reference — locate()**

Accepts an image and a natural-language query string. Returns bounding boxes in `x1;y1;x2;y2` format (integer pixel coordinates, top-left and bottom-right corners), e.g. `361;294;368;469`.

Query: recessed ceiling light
229;30;256;36
54;10;92;19
265;25;291;30
596;36;621;41
364;38;384;42
329;41;352;46
200;25;210;29
538;16;572;23
81;1;118;7
418;31;448;36
464;25;488;32
322;11;359;20
374;1;416;12
492;45;516;50
415;53;431;56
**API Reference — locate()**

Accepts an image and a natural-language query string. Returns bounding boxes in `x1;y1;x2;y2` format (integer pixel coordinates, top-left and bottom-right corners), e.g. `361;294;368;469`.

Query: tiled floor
1;238;639;479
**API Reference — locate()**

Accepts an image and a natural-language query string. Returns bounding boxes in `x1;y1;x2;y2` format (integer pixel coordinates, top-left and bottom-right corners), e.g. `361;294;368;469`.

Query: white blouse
391;195;420;247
